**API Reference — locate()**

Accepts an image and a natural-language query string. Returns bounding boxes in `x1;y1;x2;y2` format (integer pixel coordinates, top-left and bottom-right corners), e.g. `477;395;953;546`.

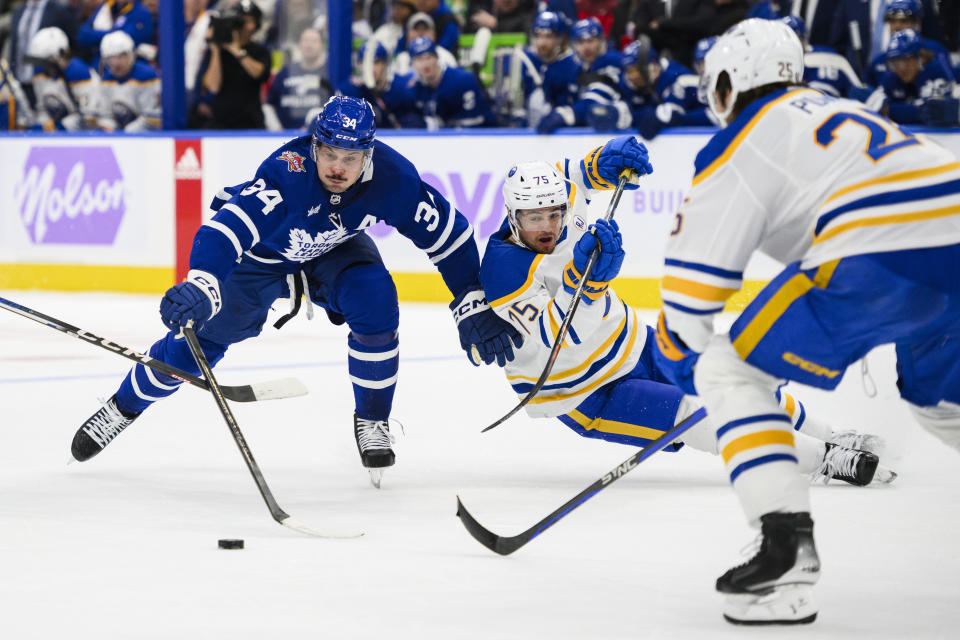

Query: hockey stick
482;170;634;433
0;295;307;402
459;407;706;555
182;323;363;539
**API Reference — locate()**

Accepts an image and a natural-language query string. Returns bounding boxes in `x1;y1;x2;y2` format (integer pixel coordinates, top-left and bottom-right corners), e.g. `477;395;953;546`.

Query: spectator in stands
610;0;666;51
408;35;494;127
77;0;153;62
340;38;421;127
96;30;159;130
647;0;748;69
194;0;271;129
26;25;100;130
263;26;331;130
414;0;459;52
393;11;457;74
372;0;415;54
574;0;617;35
4;0;79;103
874;28;954;125
465;0;537;34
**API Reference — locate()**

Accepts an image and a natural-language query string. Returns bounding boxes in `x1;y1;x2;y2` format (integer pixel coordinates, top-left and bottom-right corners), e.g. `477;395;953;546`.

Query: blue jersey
865;37;956;86
411;67;495;127
880;62;955;124
265;63;333;130
192;136;480;298
618;59;706;137
339;73;423;128
803;45;863;98
541;53;580;108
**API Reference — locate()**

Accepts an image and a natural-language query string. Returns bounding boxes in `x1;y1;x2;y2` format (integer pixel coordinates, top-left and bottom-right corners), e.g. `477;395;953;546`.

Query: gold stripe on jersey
812;202;960;246
661;275;739;302
583;146;615;190
506;313;628;383
823;161;960;206
490;253;545;308
732;260;838;360
693;89;817;187
566;409;668;441
528;308;640;405
721;429;796;464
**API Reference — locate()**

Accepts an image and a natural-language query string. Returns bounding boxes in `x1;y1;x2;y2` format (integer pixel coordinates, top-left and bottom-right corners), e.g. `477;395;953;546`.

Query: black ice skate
717;512;820;625
354;414;395;489
814;442;882;486
71;395;141;462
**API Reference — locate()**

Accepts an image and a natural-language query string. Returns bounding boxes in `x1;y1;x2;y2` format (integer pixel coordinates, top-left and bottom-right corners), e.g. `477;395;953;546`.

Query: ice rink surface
1;291;958;639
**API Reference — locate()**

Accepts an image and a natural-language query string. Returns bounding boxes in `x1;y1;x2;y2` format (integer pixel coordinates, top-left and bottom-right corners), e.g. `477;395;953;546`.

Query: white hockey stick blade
279;515;365;539
250;377;309;401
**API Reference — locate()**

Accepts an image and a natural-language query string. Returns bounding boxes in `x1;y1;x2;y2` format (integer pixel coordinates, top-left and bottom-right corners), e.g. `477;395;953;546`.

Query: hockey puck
217;539;244;550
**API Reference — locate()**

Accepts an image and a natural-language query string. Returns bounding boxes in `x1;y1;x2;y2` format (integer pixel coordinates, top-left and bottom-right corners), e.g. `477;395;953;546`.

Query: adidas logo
175;147;202;179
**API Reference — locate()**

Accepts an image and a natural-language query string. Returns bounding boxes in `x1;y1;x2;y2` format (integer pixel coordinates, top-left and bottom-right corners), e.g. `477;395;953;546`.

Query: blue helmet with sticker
622;35;656;69
408;35;437;58
312;96;376;151
571;17;603;42
533;11;568;35
885;28;922;60
781;15;807;39
885;0;923;20
693;36;717;65
358;39;388;61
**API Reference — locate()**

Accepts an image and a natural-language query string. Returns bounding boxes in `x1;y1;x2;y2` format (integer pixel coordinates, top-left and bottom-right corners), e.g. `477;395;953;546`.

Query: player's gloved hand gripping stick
481;167;640;433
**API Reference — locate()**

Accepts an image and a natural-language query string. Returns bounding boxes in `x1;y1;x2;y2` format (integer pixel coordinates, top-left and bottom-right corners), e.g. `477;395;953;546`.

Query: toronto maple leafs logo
281;226;356;262
277;151;306;173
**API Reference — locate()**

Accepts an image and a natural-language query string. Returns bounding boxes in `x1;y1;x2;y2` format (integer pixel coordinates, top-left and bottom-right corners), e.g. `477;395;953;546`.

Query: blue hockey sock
348;330;399;421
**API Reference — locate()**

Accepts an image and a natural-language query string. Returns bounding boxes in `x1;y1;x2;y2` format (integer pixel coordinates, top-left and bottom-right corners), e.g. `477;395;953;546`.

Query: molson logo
15;146;126;245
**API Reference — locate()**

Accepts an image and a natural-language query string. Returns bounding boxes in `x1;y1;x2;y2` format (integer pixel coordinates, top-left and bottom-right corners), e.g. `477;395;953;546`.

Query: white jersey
662;87;960;352
31;59;100;130
98;60;161;131
479;159;645;418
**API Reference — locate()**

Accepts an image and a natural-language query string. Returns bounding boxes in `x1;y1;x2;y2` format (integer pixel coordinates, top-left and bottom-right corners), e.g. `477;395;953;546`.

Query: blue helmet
621;36;656;69
885;0;923;20
533;11;568;35
358;39;388;61
693;36;718;65
781;15;807;39
885;28;922;60
408;35;437;58
312;96;376;151
571;17;603;42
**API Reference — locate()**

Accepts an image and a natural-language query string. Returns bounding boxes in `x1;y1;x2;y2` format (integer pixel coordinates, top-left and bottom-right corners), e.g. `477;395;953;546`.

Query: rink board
1;128;959;308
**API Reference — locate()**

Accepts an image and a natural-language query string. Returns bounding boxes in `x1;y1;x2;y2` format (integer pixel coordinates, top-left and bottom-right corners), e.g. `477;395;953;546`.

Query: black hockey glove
450;287;523;367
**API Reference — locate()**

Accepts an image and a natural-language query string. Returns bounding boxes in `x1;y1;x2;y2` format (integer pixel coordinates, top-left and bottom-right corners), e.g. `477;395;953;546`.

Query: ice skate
829;429;885;457
717;512;820;625
71;395;141;462
354;414;395;489
813;443;879;486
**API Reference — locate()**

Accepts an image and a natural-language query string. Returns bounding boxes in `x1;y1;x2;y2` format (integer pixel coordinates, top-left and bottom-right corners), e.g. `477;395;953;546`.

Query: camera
209;14;242;45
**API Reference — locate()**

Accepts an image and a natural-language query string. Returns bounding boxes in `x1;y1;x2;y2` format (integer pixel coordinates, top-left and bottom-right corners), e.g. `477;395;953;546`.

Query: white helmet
28;27;69;61
700;18;803;123
100;30;135;59
502;161;568;244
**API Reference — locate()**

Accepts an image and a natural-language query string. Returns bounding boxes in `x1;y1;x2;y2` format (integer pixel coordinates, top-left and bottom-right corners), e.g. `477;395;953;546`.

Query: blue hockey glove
450;288;523;367
159;271;221;332
586;101;633;133
580;135;653;191
919;98;960;127
572;219;625;283
536;110;567;134
652;311;699;395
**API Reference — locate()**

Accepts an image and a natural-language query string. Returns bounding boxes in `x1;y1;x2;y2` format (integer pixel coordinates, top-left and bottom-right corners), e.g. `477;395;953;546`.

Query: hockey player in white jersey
26;27;100;131
480;137;894;490
654;19;960;625
96;30;160;131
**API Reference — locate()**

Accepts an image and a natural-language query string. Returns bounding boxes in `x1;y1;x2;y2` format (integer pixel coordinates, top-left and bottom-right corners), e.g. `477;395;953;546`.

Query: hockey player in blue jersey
25;27;101;131
876;29;955;125
481;137;892;486
780;16;864;99
862;0;956;87
339;40;422;129
537;17;624;134
96;30;160;131
408;36;495;128
655;19;960;623
70;95;521;488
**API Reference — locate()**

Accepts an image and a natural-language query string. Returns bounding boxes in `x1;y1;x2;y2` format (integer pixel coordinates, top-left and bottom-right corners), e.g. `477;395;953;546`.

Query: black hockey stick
458;407;706;555
183;323;362;539
0;295;307;402
482;169;635;433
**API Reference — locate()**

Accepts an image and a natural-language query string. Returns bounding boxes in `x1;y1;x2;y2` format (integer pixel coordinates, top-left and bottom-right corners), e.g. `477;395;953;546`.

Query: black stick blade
456;496;528;556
